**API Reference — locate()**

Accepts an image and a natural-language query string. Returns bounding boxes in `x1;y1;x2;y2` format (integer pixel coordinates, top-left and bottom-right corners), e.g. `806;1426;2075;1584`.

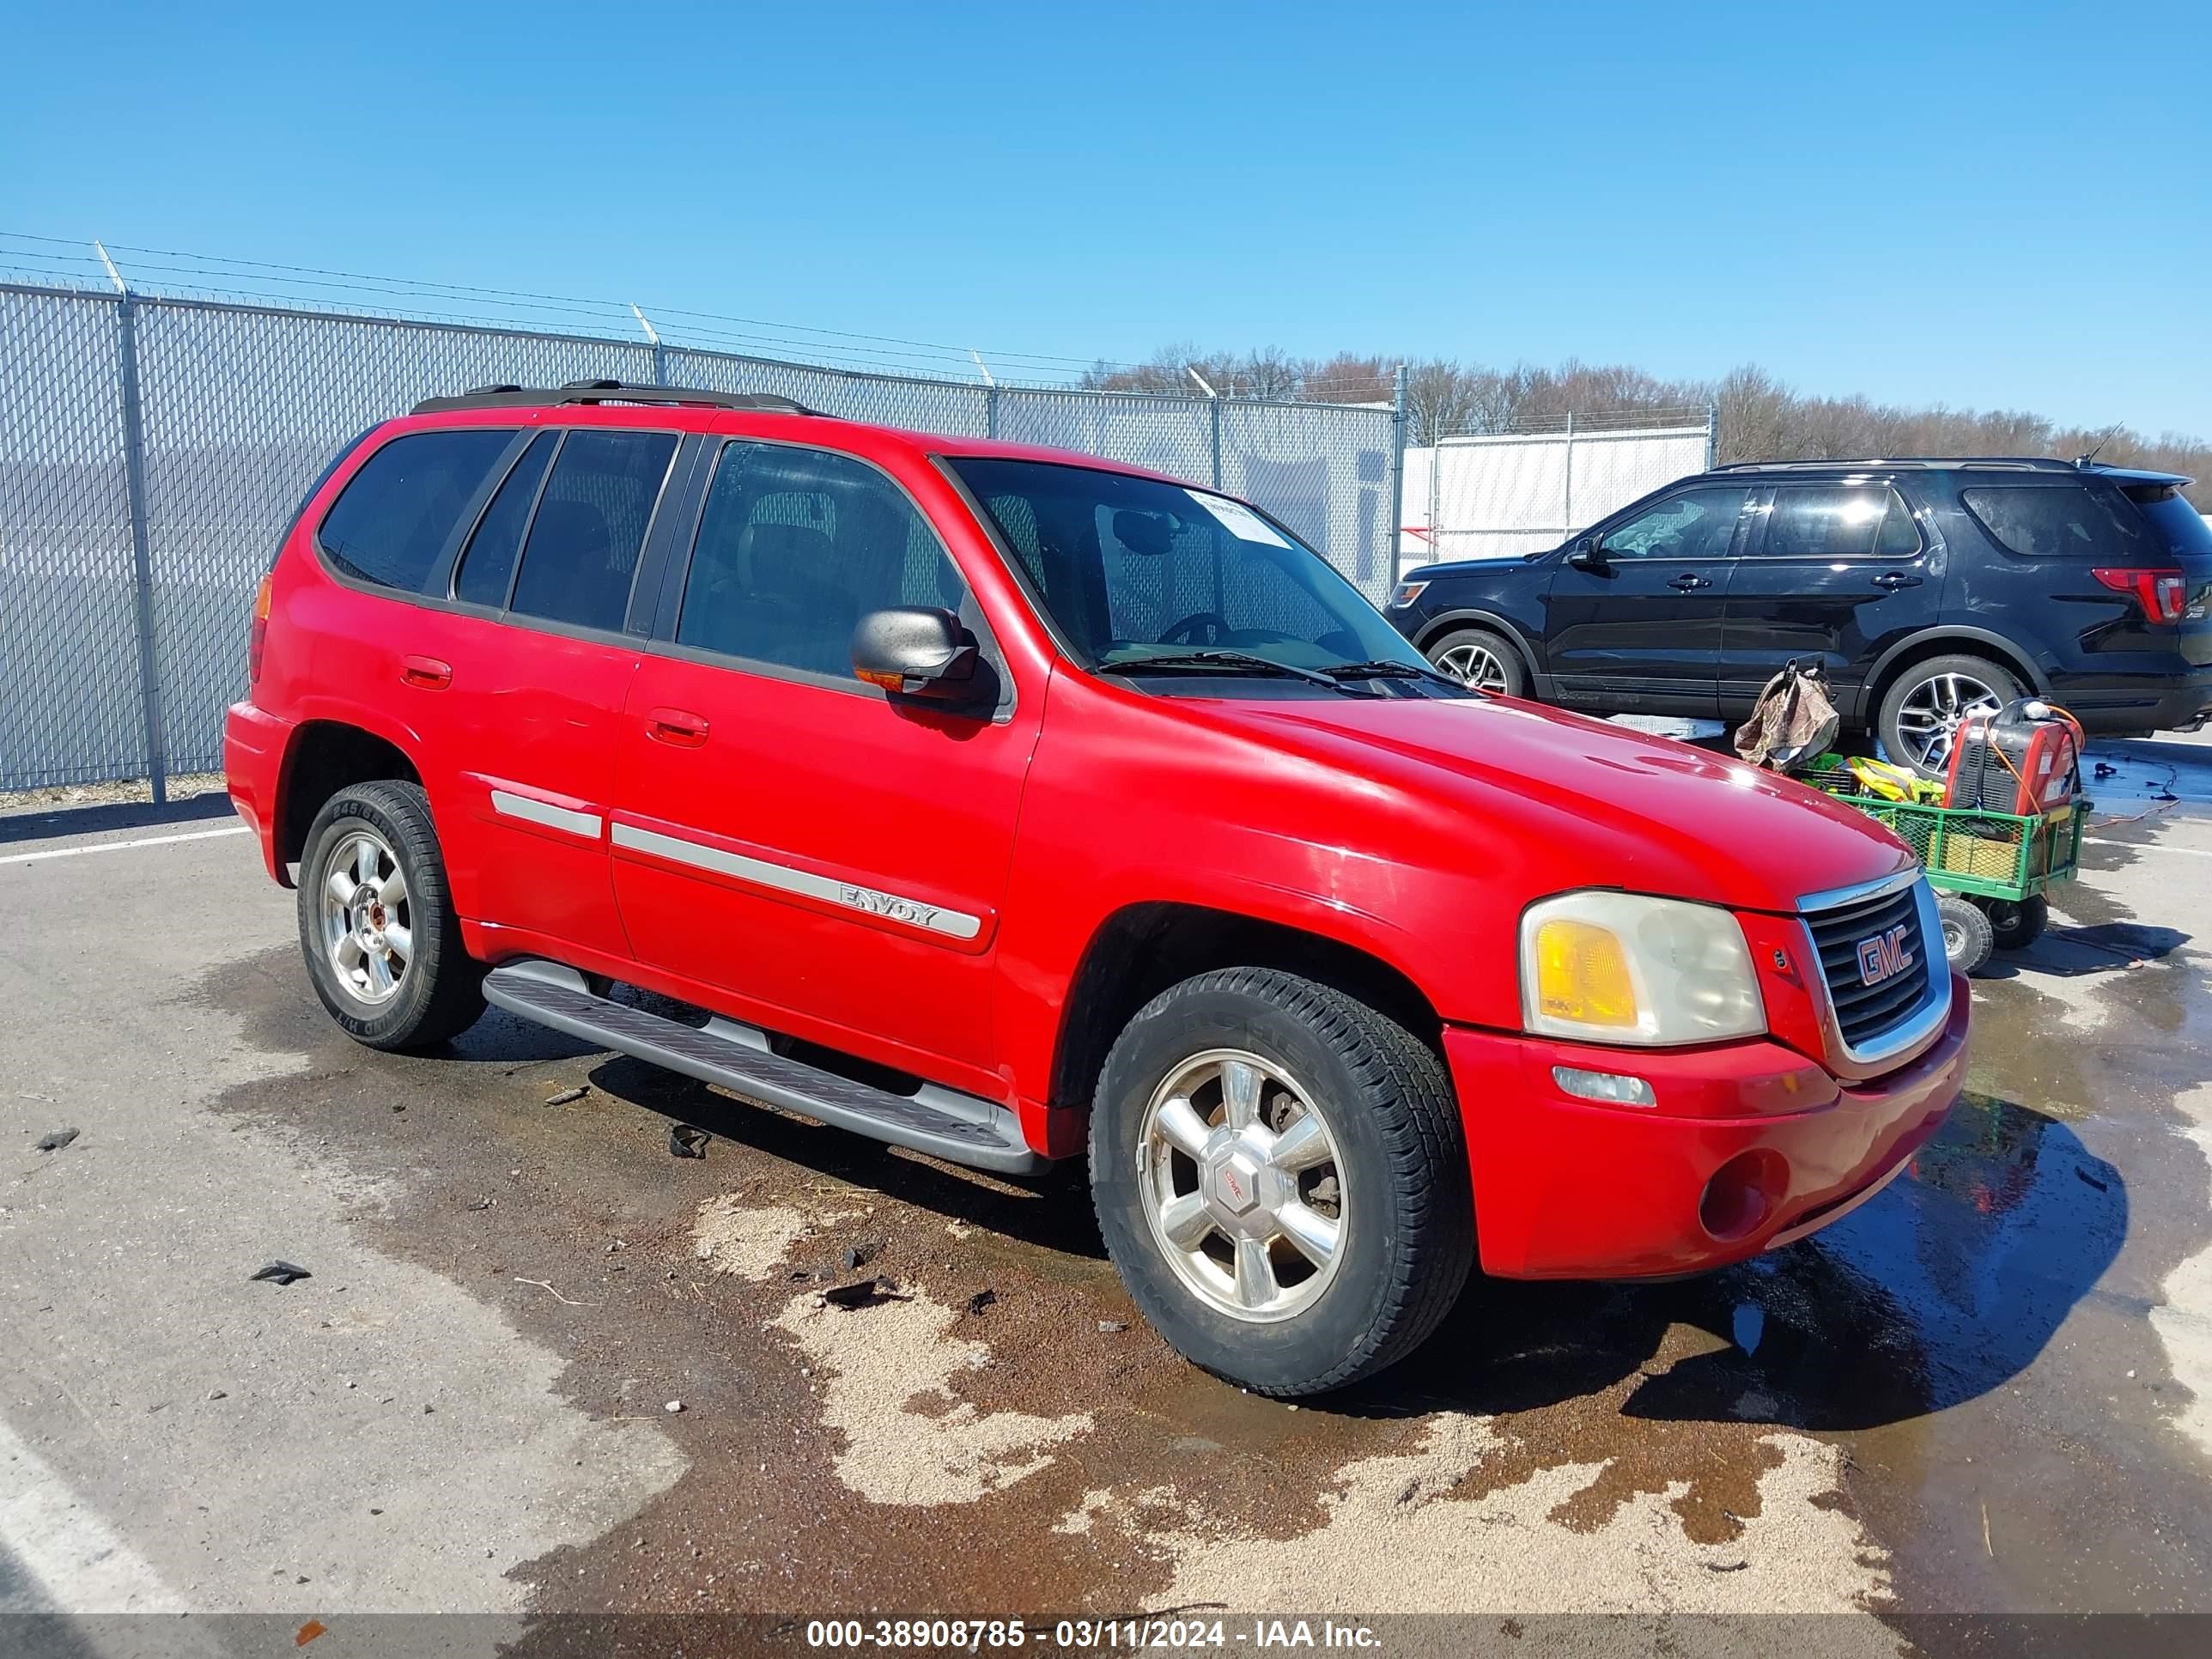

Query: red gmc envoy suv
226;380;1969;1395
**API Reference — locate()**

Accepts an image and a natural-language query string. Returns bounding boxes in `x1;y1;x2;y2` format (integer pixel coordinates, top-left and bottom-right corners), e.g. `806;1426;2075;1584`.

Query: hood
1188;693;1911;915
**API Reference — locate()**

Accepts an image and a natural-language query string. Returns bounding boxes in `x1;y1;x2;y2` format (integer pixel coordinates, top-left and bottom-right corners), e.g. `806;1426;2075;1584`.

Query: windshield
944;457;1428;678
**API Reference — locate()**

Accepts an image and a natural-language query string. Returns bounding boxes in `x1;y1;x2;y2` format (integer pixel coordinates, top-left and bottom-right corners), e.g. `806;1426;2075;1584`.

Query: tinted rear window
1961;483;2154;558
508;430;678;632
2131;488;2212;560
318;428;515;591
454;430;556;606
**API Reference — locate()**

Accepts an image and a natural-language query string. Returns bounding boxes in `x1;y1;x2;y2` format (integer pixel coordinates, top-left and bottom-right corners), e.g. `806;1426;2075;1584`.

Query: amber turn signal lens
1533;918;1639;1028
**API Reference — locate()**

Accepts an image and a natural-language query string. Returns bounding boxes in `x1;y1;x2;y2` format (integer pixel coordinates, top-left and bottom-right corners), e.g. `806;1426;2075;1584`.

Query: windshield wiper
1325;658;1466;689
1096;650;1346;690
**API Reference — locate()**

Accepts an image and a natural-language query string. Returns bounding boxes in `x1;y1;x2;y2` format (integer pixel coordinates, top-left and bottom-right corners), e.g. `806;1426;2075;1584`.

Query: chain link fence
0;282;1399;795
1397;412;1713;577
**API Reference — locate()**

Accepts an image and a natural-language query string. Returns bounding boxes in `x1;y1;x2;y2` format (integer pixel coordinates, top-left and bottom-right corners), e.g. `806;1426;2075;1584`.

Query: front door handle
646;707;709;747
1668;573;1713;592
1872;571;1924;590
401;655;452;690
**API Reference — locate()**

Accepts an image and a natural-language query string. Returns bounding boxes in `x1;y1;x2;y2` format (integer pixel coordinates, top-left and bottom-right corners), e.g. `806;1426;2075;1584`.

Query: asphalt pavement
3;738;2209;1656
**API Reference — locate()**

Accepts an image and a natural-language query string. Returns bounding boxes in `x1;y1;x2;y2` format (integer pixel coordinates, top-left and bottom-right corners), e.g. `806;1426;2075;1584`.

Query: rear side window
454;431;556;606
2128;486;2212;559
317;428;515;591
1962;484;2153;558
677;442;969;679
1764;485;1919;558
508;430;678;631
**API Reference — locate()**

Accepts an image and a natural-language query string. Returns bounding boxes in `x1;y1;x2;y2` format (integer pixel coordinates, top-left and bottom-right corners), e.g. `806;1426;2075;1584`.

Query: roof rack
1709;457;2076;473
410;379;821;416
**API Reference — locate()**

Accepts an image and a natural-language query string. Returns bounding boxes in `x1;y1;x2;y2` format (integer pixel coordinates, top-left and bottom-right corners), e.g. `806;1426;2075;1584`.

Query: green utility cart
1802;778;2087;975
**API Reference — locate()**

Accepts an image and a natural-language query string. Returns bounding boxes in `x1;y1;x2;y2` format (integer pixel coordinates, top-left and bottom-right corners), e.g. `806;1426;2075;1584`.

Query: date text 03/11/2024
802;1619;1383;1650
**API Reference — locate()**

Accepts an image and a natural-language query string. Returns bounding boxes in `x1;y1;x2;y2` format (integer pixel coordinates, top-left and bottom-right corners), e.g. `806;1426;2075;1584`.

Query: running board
483;960;1043;1175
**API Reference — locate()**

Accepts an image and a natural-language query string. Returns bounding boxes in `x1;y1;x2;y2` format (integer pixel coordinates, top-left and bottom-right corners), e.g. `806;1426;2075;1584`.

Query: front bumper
1445;975;1969;1279
222;700;294;885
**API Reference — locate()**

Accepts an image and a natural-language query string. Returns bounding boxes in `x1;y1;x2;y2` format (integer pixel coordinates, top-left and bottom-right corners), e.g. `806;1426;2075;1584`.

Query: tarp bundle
1734;660;1840;773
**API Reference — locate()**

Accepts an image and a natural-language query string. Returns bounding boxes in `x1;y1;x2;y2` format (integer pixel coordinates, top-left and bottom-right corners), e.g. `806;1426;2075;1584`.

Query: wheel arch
1863;629;2049;723
1046;901;1446;1122
1412;608;1545;684
275;720;424;881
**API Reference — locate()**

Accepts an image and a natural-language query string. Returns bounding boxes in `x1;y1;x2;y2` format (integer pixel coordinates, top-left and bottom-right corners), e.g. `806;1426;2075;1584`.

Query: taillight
248;573;273;684
2092;567;2187;623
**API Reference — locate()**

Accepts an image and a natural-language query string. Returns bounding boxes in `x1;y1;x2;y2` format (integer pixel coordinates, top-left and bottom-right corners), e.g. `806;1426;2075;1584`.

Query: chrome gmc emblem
1856;924;1916;987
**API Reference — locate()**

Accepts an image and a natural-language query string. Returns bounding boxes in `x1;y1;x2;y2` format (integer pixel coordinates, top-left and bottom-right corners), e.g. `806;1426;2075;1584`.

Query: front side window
1765;485;1920;558
944;457;1419;675
1598;488;1750;560
678;442;971;679
317;428;515;591
1963;483;2154;558
508;429;678;631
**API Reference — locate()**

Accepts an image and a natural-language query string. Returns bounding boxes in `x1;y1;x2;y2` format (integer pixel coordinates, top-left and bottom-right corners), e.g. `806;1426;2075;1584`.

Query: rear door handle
401;655;452;690
1872;571;1924;590
646;707;709;747
1668;574;1713;592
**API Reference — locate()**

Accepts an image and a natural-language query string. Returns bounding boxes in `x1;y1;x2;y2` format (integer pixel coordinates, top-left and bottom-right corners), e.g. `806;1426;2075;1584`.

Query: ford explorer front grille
1802;875;1941;1059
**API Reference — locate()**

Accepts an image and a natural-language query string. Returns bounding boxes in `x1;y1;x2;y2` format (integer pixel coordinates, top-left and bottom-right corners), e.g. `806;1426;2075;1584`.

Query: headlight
1387;580;1428;608
1520;890;1765;1046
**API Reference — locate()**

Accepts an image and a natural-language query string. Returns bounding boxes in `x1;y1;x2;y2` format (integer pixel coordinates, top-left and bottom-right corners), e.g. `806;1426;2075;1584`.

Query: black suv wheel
1878;654;2021;779
1088;967;1474;1396
1425;627;1528;696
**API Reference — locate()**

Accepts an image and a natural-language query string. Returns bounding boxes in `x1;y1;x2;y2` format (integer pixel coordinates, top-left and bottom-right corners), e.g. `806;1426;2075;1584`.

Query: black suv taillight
2092;567;2187;623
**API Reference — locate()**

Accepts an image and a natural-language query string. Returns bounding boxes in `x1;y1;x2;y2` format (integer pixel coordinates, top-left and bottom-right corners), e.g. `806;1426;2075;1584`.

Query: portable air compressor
1944;698;2082;815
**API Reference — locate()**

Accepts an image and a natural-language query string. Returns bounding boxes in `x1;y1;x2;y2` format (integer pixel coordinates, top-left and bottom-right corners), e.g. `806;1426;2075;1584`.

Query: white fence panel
1399;422;1711;575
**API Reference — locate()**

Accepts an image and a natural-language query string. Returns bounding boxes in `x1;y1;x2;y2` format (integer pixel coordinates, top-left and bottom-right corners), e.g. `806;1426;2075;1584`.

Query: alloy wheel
317;828;413;1005
1135;1048;1347;1323
1894;672;2002;770
1435;641;1509;692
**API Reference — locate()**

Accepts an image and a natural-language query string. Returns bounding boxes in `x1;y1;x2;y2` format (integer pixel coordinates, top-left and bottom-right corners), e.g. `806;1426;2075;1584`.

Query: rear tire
1425;627;1528;696
298;780;485;1051
1878;653;2021;781
1088;967;1473;1397
1988;894;2049;951
1935;893;1996;976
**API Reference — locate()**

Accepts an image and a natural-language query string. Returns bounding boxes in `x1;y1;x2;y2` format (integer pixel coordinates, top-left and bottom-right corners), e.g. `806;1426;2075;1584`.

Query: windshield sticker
1186;489;1291;549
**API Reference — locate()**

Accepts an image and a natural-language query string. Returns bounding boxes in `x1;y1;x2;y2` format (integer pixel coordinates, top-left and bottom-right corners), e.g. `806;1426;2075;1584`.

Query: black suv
1386;459;2212;775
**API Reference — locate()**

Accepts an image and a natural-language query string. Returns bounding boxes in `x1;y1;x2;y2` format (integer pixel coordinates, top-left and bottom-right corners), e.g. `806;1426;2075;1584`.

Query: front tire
297;780;485;1051
1425;627;1528;696
1935;893;1996;976
1088;968;1473;1396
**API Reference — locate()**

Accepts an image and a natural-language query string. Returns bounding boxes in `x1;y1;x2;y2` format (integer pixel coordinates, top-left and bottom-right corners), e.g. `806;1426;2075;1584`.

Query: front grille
1804;881;1932;1052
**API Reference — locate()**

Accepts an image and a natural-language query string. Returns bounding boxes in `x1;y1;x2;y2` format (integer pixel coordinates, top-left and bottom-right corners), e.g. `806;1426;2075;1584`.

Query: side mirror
852;606;981;702
1566;538;1607;572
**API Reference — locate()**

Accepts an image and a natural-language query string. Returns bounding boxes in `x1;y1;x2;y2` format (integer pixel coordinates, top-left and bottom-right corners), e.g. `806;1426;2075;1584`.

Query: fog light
1699;1149;1787;1242
1552;1066;1656;1108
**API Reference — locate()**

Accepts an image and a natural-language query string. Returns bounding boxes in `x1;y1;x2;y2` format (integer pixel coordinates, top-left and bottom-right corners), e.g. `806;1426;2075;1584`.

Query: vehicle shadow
1975;920;2187;981
572;1049;1108;1259
0;788;236;844
1337;1091;2124;1432
455;1010;2123;1434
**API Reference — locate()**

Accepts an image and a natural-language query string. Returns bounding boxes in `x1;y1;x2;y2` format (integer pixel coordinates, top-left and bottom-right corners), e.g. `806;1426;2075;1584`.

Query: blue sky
3;1;2206;434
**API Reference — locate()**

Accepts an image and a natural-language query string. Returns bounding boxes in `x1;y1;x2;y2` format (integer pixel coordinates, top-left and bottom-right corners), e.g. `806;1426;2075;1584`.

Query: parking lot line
0;825;249;868
0;1414;185;1615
